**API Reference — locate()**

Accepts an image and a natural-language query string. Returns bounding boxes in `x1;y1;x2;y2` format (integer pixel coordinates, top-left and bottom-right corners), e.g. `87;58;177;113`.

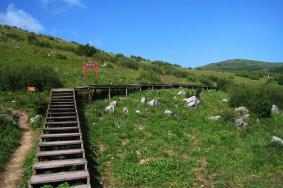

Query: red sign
82;61;99;80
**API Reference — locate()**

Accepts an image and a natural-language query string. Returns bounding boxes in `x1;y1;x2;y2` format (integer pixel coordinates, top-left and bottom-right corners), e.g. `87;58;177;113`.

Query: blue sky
1;0;283;67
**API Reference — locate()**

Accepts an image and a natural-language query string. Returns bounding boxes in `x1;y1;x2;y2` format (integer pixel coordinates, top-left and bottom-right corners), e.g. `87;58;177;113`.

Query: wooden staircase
29;89;90;188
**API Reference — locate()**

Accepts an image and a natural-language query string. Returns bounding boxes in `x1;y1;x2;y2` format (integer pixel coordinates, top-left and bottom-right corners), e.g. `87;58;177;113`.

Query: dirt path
0;110;35;188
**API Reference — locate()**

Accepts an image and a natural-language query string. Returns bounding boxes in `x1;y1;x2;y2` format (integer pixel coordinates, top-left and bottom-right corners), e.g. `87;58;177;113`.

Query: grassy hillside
199;59;283;73
82;89;283;187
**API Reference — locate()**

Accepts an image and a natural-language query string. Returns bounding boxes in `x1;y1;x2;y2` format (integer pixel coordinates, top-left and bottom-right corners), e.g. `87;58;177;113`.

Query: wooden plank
43;127;79;131
37;149;84;157
29;170;89;185
41;133;81;138
45;121;78;125
39;140;82;147
46;116;78;120
33;158;87;170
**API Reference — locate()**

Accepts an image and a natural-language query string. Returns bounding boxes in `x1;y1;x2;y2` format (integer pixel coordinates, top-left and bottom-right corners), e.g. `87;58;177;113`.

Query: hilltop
199;59;283;73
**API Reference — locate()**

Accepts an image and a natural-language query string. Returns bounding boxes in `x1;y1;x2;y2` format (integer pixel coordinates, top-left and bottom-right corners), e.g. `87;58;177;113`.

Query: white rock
223;98;228;102
177;90;186;95
11;101;16;103
165;110;172;116
235;106;249;114
105;104;115;114
234;117;248;128
242;113;250;119
30;115;42;124
135;110;141;114
141;97;146;104
123;107;129;115
147;99;160;107
208;116;221;121
271;105;279;114
183;96;200;107
109;101;117;106
173;96;176;99
271;136;283;145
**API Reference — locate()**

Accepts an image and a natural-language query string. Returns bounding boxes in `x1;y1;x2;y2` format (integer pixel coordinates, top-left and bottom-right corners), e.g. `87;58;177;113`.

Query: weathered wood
41;133;81;139
33;158;87;170
39;140;82;147
37;149;84;158
29;170;89;185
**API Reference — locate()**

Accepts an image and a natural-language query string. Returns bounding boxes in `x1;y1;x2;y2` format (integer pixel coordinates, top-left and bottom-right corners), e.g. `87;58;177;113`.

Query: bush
120;59;139;70
55;54;67;60
171;69;188;78
0;62;62;91
6;33;24;41
27;35;51;48
235;73;260;80
199;76;214;87
138;71;161;83
217;77;234;92
276;75;283;85
77;44;97;57
229;85;272;118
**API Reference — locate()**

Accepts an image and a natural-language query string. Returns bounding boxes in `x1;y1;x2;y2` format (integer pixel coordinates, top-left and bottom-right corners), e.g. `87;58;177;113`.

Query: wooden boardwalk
75;83;215;101
29;89;90;188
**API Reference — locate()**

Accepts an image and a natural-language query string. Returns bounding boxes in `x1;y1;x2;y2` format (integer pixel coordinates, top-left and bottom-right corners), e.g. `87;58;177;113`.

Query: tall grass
0;62;62;91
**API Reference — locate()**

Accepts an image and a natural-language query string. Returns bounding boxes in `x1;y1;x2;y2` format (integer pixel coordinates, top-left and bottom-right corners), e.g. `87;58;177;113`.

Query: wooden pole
108;88;111;99
126;88;128;97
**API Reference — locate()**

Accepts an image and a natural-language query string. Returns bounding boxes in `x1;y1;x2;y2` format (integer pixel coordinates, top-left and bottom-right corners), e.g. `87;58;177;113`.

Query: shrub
138;71;161;83
6;33;24;41
77;44;97;57
229;85;272;118
27;35;51;48
0;62;62;91
171;69;188;78
120;59;139;70
55;54;67;60
217;77;234;92
276;75;283;85
199;76;214;87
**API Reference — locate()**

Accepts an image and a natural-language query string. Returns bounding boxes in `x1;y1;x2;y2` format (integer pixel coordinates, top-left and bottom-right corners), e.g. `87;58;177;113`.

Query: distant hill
199;59;283;73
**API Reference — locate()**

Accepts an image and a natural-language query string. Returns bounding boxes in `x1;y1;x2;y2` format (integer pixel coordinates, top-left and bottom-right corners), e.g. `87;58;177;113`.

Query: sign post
82;61;99;80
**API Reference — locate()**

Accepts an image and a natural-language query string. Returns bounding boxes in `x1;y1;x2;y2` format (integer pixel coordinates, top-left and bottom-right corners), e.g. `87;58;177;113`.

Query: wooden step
45;121;78;125
72;185;91;188
51;99;74;102
51;101;75;104
37;149;84;158
50;104;75;108
39;140;82;147
49;108;76;111
46;116;78;120
33;158;87;170
47;112;77;116
52;96;74;99
29;170;89;185
43;127;79;131
41;133;81;139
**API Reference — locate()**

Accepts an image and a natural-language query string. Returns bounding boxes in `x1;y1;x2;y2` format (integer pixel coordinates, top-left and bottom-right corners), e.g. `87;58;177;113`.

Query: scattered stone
0;114;16;125
223;98;228;102
271;136;283;145
271;105;279;114
123;107;129;115
165;110;172;116
177;90;186;95
141;97;146;104
11;101;16;103
235;106;249;114
30;115;42;124
105;104;115;114
147;99;160;107
208;116;221;121
135;110;141;114
101;63;107;68
234;117;248;128
109;101;117;106
173;96;176;99
183;96;200;107
256;118;260;125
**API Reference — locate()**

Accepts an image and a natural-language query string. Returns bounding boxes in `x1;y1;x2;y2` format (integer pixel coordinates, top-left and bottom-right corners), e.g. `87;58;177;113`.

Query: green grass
0;108;21;172
82;89;283;187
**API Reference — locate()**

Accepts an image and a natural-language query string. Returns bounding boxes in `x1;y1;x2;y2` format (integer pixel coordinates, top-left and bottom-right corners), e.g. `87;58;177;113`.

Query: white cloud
0;4;44;33
39;0;85;8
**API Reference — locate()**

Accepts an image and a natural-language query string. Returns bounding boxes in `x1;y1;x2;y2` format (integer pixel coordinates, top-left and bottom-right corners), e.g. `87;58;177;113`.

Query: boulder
123;107;129;115
235;106;249;114
147;99;160;107
0;114;16;125
183;96;200;107
135;110;141;114
109;101;117;106
222;98;228;102
105;104;115;114
141;97;146;104
208;116;221;121
165;110;172;116
30;115;42;124
234;117;248;128
177;90;186;96
271;105;279;114
271;136;283;145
